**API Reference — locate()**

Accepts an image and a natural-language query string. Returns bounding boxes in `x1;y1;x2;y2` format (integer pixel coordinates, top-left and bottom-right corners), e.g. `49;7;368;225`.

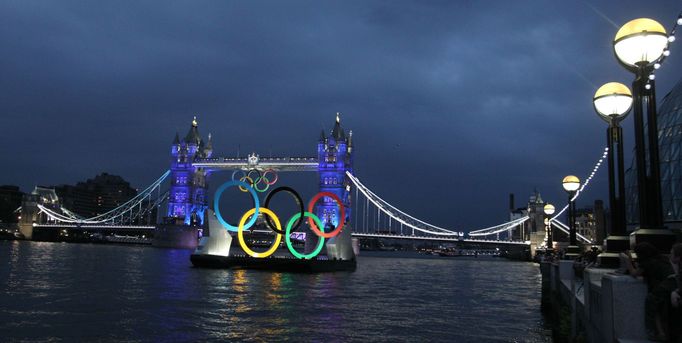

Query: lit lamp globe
543;204;556;216
593;82;633;123
613;18;668;71
562;175;581;193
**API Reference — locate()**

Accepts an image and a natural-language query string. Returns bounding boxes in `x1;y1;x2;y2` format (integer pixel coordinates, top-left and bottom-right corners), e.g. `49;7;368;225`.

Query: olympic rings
231;168;279;193
214;180;260;232
307;192;346;238
231;170;246;182
263;186;304;234
286;212;325;259
247;169;262;183
253;178;270;193
237;207;282;258
214;180;346;259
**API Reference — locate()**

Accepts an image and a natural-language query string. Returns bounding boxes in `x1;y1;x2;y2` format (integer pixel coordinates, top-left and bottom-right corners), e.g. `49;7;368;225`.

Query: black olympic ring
263;186;304;235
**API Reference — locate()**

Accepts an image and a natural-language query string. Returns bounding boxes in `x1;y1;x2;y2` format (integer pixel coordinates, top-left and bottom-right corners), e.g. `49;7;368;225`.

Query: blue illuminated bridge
26;115;599;249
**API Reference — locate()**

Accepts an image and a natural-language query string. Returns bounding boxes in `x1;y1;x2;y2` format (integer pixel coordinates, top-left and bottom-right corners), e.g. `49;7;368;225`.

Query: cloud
1;0;680;229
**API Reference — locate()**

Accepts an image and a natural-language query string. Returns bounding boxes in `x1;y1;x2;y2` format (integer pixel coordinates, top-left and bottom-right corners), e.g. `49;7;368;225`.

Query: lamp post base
565;245;581;259
604;235;630;251
597;252;621;268
629;228;675;253
597;235;630;268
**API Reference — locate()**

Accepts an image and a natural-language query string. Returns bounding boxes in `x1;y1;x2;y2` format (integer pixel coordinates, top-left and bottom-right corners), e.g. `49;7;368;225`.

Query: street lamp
562;175;581;258
543;203;555;252
613;18;674;251
592;82;632;266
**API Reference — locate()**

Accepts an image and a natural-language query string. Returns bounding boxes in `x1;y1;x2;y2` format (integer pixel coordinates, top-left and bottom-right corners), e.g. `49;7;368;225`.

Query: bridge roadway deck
192;157;319;172
33;225;527;245
350;233;528;245
34;224;156;231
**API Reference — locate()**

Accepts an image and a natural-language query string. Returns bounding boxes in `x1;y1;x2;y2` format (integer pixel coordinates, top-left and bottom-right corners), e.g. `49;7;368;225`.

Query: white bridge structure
24;116;606;248
28;147;605;247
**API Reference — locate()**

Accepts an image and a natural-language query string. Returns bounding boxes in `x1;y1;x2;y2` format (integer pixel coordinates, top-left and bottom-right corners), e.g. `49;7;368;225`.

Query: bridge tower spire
317;113;353;228
167;117;211;226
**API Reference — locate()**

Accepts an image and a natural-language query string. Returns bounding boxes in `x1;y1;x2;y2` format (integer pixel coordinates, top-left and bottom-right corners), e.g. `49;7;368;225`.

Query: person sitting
668;243;682;342
621;242;675;341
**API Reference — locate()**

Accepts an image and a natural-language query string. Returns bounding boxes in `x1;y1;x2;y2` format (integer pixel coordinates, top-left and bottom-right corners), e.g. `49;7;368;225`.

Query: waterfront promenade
541;261;651;342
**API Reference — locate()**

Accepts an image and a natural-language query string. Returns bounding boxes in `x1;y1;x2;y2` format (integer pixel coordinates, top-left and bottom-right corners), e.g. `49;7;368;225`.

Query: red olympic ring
307;191;345;238
263;169;278;185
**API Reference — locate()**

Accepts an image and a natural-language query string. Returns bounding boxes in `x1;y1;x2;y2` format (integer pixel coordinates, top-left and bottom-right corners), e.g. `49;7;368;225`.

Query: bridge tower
527;190;547;255
316;113;353;228
167;117;212;226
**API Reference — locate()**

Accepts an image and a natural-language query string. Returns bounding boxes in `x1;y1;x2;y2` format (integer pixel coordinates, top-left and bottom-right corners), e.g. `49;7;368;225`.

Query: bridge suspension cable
468;216;530;237
346;171;459;236
37;170;170;225
551;219;592;244
465;146;608;239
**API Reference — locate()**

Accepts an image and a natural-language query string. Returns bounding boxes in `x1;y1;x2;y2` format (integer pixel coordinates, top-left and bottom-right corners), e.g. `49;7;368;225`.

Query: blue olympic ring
214;180;260;232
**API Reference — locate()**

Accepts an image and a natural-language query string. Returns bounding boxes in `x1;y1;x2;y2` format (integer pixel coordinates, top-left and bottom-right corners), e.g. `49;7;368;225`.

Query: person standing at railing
669;243;682;342
621;242;675;341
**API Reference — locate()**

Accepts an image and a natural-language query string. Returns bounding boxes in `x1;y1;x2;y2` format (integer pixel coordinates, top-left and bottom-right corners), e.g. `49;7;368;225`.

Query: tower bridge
20;113;602;255
192;155;319;172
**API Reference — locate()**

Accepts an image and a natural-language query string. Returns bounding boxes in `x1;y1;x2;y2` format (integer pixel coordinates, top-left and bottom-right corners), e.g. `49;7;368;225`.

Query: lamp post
592;82;633;266
613;18;675;251
563;175;581;258
543;203;555;252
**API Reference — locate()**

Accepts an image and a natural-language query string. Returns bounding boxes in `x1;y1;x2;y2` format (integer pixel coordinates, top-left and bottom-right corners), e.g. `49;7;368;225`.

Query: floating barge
190;212;358;273
190;254;356;272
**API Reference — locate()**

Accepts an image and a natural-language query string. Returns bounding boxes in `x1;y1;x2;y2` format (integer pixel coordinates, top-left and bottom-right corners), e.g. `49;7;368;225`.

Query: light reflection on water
0;241;551;342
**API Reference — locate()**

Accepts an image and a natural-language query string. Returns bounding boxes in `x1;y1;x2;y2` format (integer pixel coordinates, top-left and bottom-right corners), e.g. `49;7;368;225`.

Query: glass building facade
626;78;682;229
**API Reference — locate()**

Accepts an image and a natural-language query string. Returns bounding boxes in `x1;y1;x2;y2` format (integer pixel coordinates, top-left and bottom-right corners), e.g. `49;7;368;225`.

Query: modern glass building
626;78;682;229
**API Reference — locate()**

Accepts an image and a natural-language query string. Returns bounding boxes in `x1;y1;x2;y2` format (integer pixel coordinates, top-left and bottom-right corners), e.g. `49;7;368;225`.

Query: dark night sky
1;1;681;231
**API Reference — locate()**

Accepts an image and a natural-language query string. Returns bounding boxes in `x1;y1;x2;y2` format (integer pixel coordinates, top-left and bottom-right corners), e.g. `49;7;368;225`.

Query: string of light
551;146;609;221
644;12;681;89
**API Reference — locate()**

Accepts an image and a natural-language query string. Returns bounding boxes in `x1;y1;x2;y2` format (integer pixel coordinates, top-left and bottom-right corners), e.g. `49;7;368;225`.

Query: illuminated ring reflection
263;186;304;234
237;207;282;258
307;191;345;238
214;180;260;232
286;212;324;259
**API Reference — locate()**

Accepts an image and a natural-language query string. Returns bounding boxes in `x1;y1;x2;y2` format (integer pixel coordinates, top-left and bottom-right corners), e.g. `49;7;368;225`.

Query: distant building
54;184;97;218
509;192;605;247
54;173;137;217
626;78;682;230
509;191;544;242
509;193;529;241
575;207;597;244
568;200;606;245
0;185;24;223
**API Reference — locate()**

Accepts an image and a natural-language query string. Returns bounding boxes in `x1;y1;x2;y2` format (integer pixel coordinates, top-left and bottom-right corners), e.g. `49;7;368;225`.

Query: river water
0;241;551;342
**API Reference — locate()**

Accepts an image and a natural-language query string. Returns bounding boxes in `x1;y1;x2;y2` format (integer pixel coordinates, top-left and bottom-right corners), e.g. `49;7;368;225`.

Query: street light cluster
551;14;680;262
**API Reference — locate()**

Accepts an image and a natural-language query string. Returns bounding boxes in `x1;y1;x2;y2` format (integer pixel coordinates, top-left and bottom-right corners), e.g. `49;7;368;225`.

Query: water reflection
1;243;551;342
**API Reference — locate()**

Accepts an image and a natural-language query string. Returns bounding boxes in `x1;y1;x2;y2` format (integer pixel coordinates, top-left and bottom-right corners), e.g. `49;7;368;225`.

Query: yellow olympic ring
237;207;282;258
238;176;254;192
